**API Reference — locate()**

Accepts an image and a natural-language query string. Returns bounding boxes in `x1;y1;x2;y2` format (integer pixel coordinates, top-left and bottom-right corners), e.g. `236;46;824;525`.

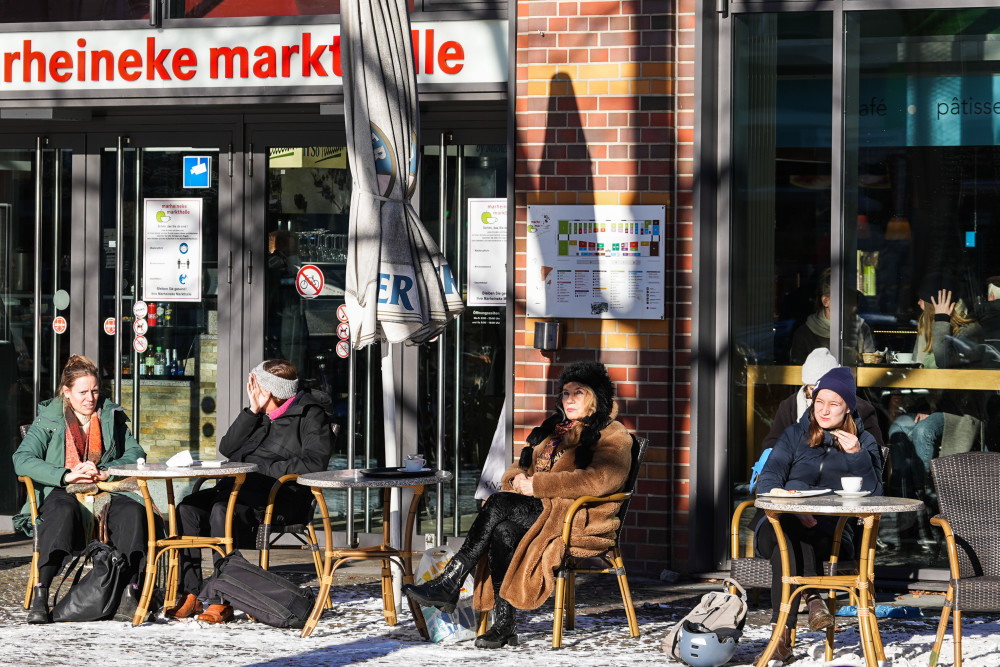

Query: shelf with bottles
123;345;192;380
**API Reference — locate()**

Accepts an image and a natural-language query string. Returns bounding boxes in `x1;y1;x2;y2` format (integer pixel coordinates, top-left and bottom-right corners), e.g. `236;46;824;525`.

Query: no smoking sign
296;265;324;299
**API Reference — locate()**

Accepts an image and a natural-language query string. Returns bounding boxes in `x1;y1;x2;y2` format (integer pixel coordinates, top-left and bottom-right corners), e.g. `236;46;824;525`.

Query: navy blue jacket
753;409;883;554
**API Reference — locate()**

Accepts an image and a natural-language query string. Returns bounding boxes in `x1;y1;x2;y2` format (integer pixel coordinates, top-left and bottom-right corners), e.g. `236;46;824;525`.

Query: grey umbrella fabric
341;0;464;347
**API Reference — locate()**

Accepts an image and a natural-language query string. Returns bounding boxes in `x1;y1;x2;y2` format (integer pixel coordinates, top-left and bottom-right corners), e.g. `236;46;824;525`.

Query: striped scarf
64;405;103;470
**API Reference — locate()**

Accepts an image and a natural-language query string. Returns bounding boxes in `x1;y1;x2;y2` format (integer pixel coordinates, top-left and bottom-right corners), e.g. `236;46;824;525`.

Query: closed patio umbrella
342;0;464;348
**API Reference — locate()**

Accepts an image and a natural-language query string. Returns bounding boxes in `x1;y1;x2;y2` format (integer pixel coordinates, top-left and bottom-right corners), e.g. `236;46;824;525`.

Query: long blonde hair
918;299;976;354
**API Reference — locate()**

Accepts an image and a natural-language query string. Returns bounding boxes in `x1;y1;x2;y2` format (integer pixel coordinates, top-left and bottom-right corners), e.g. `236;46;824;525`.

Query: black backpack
199;550;316;628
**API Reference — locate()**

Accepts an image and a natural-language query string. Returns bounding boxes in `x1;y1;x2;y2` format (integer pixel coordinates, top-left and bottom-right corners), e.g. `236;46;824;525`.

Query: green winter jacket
12;395;146;535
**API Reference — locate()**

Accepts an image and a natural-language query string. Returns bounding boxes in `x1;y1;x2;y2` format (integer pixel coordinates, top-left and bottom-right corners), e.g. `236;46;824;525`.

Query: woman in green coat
13;355;148;624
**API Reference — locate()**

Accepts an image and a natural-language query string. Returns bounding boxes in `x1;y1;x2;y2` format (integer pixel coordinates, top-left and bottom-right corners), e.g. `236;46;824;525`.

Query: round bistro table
753;494;924;667
295;468;453;639
107;461;258;625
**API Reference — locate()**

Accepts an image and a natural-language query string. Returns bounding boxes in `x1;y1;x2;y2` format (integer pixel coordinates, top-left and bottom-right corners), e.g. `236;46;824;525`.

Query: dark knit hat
812;366;857;412
521;361;617;470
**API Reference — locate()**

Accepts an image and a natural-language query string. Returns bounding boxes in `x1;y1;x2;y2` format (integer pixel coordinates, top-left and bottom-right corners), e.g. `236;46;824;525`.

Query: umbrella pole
347;345;357;548
382;344;403;613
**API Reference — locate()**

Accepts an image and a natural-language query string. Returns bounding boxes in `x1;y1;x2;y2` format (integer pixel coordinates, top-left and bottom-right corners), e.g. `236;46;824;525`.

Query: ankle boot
806;595;835;632
475;596;518;649
403;555;470;614
755;625;793;664
27;584;51;625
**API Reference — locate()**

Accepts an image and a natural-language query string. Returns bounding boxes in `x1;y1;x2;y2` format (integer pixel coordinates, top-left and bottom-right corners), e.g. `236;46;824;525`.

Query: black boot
27;584;51;624
475;595;518;649
403;555;470;614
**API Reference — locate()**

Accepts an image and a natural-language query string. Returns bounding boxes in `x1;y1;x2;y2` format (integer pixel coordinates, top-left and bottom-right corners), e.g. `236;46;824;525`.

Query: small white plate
397;467;431;473
835;490;870;498
757;489;832;498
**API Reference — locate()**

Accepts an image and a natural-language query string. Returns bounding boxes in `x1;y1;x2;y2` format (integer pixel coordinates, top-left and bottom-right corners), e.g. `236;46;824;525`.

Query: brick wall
513;0;694;573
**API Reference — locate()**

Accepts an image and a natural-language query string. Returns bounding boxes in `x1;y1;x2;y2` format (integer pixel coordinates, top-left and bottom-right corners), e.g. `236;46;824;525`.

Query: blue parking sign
183;156;211;189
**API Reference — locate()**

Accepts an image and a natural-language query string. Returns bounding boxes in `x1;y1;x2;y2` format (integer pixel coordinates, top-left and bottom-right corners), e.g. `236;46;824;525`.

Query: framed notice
143;198;203;302
467;198;508;306
525;204;665;319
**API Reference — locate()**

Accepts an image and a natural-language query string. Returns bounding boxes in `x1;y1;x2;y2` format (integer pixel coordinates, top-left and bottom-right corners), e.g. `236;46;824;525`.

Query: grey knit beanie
801;347;838;385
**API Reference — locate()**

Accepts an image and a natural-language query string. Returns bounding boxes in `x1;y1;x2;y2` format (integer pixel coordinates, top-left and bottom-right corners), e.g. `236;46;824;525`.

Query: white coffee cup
404;456;426;472
841;476;863;492
893;352;914;364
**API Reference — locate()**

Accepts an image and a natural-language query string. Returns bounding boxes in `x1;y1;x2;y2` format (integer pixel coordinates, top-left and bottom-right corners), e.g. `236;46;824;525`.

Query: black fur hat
521;361;616;470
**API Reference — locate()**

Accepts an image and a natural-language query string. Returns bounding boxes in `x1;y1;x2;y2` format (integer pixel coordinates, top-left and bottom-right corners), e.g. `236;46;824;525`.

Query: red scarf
64;405;103;470
535;419;578;473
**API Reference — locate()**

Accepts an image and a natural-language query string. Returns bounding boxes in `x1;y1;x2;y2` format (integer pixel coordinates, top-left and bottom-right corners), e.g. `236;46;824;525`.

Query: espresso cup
404;457;426;472
893;352;914;364
841;476;863;492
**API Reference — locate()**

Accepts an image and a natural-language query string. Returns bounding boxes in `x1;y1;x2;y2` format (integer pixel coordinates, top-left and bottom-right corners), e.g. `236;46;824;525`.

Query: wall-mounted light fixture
533;320;562;351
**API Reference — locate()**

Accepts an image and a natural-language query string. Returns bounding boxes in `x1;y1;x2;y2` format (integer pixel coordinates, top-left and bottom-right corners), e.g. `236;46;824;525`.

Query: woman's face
561;382;593;420
813;388;849;429
63;374;100;416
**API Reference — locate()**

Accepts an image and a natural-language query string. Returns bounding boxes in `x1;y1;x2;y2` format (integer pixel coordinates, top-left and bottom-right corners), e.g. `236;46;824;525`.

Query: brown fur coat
472;409;633;611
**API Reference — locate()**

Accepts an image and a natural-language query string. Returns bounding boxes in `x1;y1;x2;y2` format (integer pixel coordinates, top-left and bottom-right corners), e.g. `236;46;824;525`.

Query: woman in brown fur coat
403;361;632;648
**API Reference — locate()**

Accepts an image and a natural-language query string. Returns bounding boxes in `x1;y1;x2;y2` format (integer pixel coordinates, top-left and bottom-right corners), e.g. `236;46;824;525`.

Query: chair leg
566;570;576;630
552;569;568;648
954;609;963;667
477;609;491;636
929;589;954;667
612;550;640;638
306;525;331;610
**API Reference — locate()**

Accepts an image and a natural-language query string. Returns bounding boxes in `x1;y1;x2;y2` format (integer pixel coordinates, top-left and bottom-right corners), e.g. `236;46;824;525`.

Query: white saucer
835;490;869;498
397;467;431;473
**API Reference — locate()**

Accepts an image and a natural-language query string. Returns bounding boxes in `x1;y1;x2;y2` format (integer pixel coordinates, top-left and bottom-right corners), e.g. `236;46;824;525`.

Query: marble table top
107;461;258;478
297;469;453;489
755;494;924;514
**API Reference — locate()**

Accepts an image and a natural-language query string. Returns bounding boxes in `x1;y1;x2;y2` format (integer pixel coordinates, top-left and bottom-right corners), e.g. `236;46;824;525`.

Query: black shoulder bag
51;532;130;622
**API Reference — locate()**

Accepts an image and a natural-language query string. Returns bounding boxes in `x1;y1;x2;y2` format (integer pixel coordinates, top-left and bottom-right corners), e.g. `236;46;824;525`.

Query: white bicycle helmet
676;620;739;667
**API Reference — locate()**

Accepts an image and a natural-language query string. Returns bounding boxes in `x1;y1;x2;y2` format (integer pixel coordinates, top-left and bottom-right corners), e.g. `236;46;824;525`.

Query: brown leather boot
755;625;794;665
806;595;835;632
164;593;204;619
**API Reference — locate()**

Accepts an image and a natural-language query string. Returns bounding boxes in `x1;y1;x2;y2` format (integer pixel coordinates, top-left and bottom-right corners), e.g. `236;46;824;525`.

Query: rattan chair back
930;451;1000;578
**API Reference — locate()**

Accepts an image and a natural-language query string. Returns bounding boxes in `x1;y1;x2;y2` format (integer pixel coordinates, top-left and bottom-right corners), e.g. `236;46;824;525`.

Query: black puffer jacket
218;389;334;512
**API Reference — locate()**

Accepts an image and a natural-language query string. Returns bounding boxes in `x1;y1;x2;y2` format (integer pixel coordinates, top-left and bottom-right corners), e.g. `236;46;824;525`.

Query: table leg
755;510;793;667
133;478;159;626
856;515;878;667
865;516;886;663
164;480;179;608
223;473;246;554
380;488;398;626
404;484;430;640
301;488;334;639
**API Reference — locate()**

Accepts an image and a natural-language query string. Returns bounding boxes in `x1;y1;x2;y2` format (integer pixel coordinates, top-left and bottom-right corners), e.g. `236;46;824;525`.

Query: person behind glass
790;268;876;364
752;366;883;663
762;347;884;451
170;359;333;623
977;276;1000;348
403;361;632;649
12;355;149;624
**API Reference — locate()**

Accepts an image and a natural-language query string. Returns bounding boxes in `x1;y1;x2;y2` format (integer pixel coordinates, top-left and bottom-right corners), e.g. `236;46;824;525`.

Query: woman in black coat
753;366;883;663
170;359;333;622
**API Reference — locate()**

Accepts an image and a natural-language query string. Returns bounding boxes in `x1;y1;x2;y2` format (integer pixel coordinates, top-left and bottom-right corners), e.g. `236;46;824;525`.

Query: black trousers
457;492;543;599
756;513;855;627
36;487;149;587
175;485;261;596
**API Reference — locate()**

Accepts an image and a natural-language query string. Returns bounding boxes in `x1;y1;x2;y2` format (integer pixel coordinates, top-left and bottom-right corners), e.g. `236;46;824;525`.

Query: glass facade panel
730;12;833;496
845;9;1000;567
0;3;150;22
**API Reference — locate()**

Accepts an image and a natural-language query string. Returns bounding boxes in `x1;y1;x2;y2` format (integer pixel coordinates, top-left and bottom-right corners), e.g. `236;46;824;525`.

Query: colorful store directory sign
525;204;666;319
143;198;203;302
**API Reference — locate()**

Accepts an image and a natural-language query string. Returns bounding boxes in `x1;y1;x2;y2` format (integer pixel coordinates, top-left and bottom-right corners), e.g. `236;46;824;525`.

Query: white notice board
143;198;203;302
526;204;665;319
467;198;507;306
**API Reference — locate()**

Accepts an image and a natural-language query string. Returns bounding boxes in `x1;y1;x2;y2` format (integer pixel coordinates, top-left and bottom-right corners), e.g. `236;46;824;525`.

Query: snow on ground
1;585;998;666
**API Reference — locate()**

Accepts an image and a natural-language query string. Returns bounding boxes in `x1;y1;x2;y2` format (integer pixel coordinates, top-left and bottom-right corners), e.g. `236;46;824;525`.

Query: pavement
0;530;989;666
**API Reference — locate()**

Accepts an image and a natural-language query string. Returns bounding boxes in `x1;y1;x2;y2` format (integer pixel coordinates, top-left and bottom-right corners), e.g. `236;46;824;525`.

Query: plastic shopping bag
413;545;478;643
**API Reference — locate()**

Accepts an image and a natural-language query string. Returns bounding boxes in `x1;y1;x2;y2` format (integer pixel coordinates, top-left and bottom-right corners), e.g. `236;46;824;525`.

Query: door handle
227;251;233;285
247;250;253;284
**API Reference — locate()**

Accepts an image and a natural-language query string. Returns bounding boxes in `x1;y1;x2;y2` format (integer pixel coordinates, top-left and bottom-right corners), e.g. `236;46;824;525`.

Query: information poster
526;204;665;319
143;198;203;302
467;198;508;306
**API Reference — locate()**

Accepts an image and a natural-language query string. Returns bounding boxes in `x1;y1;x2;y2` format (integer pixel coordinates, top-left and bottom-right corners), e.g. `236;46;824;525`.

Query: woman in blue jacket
752;366;883;663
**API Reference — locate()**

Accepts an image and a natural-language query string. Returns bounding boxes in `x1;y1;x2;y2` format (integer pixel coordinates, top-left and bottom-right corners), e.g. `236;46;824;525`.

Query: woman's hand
832;429;860;454
796;513;817;528
511;473;534;496
931;289;955;317
64;461;98;484
246;373;271;414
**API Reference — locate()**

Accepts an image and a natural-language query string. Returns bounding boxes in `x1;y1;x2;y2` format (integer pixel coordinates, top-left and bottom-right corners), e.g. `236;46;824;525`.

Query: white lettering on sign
0;21;506;98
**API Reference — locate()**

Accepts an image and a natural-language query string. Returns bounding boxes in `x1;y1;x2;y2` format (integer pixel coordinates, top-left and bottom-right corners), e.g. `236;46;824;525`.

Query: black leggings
457;492;543;592
35;487;149;587
756;513;854;627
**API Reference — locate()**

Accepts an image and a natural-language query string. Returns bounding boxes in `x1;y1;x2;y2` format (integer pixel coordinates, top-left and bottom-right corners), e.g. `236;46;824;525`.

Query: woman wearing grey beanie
171;359;334;622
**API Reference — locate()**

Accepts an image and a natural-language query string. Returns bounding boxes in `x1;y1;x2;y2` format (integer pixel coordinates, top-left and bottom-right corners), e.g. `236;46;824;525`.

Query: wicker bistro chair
550;434;649;648
928;452;1000;667
17;424;38;609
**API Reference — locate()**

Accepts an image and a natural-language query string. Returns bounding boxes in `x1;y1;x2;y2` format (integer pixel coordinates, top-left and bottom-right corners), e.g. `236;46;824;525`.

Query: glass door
0;135;76;517
94;132;235;465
